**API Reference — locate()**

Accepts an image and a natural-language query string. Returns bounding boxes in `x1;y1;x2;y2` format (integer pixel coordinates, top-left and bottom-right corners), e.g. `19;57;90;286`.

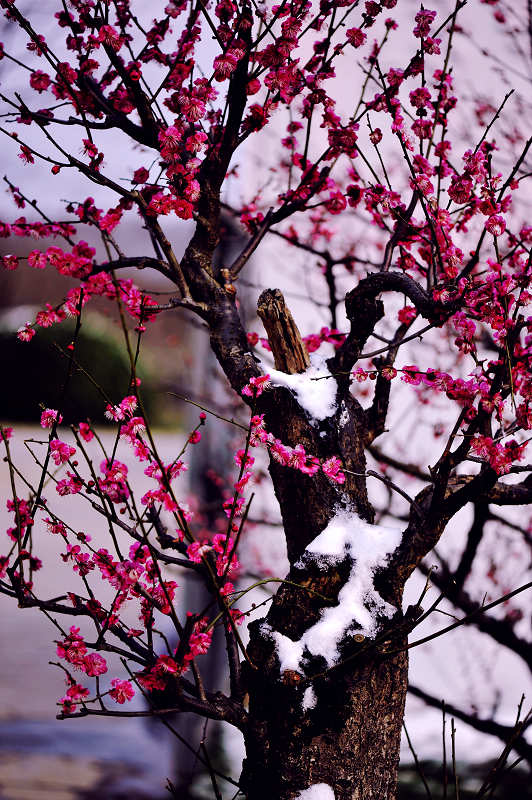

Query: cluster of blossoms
40;409;63;429
144;117;208;219
2;485;42;589
136;616;213;691
352;360;529;471
104;394;137;422
44;394;198;522
470;436;528;476
14;261;158;341
56;626;108;675
39;408;227;714
141;459;188;512
59;679;90;716
56;470;84;497
56;625;135;714
70;195;131;235
0;218;75;242
99;459;130;504
56;528;180;631
29;241;94;278
6;496;34;543
240;376;347;484
264;428;346;484
102;395;151;462
50;439;76;466
61;540;94;578
187;532;240;579
12;398;221;703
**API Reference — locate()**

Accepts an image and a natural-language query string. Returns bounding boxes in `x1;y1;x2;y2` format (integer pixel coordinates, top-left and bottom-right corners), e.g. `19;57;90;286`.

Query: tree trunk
241;644;408;799
239;477;409;800
232;289;409;799
235;395;409;800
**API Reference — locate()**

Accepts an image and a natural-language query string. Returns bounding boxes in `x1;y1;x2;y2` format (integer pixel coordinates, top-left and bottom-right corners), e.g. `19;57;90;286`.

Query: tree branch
453;501;489;593
77;73;159;149
408;684;532;767
417;562;532;667
328;270;456;390
91;256;173;279
58;688;247;730
367;444;431;482
363;321;410;445
379;191;419;272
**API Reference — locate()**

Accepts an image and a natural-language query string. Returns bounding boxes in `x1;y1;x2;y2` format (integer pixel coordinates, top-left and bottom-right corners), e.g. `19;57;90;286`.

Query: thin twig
403;722;433;799
451;719;460;800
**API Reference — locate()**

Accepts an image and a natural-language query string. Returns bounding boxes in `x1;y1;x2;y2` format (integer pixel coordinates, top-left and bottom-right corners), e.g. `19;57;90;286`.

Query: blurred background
0;1;531;798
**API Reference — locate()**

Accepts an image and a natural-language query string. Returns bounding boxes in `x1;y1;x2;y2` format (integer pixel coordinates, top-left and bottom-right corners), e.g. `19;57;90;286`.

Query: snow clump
266;354;337;422
295;783;336;799
272;510;402;671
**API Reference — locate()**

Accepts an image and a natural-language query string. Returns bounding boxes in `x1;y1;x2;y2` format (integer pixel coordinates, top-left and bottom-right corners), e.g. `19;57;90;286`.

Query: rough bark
241;641;408;800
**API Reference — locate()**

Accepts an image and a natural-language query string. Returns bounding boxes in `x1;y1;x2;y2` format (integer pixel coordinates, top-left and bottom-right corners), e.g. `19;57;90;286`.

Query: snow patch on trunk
271;629;304;672
267;354;336;421
338;400;349;427
295;783;336;799
302;686;317;710
273;511;402;670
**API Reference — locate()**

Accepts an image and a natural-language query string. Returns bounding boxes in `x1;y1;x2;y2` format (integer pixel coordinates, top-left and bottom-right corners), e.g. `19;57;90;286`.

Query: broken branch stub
257;288;310;374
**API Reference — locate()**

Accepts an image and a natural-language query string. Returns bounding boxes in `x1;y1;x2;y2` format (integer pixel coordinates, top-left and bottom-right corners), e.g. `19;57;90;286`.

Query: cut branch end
257;288;310;374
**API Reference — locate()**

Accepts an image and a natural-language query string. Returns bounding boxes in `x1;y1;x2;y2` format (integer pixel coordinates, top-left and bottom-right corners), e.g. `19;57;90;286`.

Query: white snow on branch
267;354;337;421
338;400;349;428
302;686;317;710
273;511;402;671
271;629;304;672
295;783;336;799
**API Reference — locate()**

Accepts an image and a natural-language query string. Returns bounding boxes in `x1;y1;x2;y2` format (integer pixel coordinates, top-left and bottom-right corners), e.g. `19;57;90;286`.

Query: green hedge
0;317;158;424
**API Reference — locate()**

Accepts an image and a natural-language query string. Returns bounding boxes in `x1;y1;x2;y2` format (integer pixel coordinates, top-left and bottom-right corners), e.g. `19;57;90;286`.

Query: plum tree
0;0;531;797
